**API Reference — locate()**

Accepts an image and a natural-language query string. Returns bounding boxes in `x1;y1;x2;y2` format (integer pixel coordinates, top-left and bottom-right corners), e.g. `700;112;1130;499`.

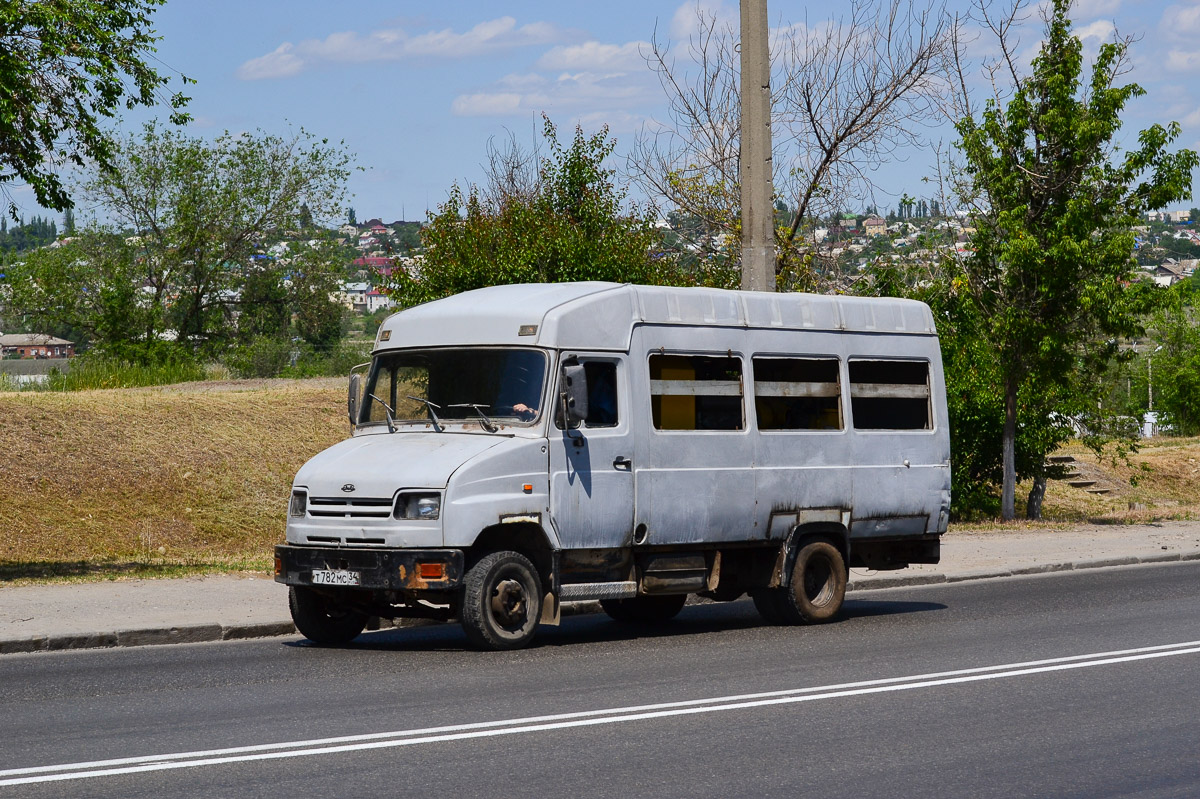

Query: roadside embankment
0;379;345;576
1;379;1198;583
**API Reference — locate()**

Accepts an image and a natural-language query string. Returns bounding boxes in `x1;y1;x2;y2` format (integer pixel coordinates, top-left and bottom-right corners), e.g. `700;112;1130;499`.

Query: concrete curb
0;621;300;655
3;551;1199;655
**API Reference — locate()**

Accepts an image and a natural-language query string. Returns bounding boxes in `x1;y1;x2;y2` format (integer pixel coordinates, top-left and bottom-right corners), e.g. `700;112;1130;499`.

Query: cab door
548;357;635;549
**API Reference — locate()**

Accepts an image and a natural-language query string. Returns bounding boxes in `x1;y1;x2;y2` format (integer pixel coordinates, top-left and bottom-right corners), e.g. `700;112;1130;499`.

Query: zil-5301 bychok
275;282;951;650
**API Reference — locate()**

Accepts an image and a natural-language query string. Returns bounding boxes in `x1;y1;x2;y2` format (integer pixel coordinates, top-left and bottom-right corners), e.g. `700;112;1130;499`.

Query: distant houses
1152;259;1197;287
0;333;74;359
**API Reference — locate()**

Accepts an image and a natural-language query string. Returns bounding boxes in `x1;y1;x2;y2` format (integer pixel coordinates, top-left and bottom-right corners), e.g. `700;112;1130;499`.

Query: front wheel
460;551;543;650
600;593;688;624
289;586;369;645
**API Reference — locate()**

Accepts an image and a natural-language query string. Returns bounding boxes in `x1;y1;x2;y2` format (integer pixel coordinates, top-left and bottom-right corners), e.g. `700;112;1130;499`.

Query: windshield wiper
406;395;443;433
368;393;397;433
449;403;498;433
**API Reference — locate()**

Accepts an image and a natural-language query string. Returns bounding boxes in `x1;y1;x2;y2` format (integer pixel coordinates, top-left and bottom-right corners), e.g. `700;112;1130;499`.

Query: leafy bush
388;116;677;306
225;336;294;379
41;355;207;391
224;337;371;379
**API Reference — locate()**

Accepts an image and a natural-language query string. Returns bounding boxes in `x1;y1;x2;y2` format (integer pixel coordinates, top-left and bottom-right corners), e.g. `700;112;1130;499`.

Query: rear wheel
460;551;542;650
751;588;792;624
789;540;847;623
289;586;369;645
752;539;847;625
600;593;688;624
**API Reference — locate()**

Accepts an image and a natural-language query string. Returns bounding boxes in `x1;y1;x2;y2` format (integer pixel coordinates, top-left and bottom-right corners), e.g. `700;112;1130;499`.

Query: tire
460;551;542;650
752;539;847;625
788;540;847;623
600;593;688;624
751;588;793;624
289;586;369;645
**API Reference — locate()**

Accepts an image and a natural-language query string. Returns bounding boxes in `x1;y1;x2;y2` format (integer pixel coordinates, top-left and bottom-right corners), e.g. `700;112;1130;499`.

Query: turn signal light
274;556;282;576
418;562;446;580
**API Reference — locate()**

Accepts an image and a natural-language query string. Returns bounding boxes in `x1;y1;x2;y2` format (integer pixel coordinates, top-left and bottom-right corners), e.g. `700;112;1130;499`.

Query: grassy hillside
1;378;1197;582
1027;437;1200;524
0;379;346;580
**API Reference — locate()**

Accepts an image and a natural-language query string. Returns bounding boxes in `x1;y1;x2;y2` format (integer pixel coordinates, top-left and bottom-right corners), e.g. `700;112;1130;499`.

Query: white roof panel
375;283;935;351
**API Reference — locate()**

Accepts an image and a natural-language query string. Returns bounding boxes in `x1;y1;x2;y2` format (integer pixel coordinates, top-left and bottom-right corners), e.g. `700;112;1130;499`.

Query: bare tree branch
629;0;954;288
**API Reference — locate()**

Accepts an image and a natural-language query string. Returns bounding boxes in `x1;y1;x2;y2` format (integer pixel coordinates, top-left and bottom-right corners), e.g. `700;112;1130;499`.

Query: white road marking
3;639;1199;787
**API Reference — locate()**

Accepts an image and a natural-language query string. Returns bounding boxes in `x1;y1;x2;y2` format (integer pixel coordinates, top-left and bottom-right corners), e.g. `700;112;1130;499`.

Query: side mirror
561;364;589;428
348;373;361;426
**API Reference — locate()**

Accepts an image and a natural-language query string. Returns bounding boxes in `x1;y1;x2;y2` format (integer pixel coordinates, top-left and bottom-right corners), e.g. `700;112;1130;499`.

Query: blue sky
20;0;1200;225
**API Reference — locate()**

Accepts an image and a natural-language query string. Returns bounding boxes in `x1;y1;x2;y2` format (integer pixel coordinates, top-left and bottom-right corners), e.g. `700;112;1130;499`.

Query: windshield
360;347;548;429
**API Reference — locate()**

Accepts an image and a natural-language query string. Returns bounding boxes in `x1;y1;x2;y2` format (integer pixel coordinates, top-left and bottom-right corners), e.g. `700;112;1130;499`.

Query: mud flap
539;591;561;626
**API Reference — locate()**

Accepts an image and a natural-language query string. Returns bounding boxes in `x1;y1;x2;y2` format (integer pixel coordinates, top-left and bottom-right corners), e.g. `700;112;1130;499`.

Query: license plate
310;569;361;586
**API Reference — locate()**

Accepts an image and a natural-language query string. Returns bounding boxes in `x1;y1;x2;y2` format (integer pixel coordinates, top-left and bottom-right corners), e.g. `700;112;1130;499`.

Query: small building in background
0;333;75;359
365;288;395;313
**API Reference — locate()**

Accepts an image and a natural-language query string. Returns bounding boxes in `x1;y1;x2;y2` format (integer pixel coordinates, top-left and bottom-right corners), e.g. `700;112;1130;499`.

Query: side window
583;362;618;427
649;353;744;431
554;360;619;429
848;359;931;430
753;357;842;430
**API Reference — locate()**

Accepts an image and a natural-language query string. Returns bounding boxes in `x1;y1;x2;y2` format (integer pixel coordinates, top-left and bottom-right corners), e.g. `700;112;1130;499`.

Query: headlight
289;490;307;518
395;492;440;520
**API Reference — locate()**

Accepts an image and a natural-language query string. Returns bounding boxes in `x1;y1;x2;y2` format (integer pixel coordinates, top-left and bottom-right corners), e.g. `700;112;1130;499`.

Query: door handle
613;456;632;471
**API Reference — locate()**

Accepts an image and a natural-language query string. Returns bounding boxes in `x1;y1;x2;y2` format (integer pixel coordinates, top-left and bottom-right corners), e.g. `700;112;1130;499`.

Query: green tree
5;233;167;360
1147;289;1200;435
6;124;353;362
954;0;1197;519
286;240;345;350
238;263;290;342
77;122;353;356
389;116;672;306
0;0;191;216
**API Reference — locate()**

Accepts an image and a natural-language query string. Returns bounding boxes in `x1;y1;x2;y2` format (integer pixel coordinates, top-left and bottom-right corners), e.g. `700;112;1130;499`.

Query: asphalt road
2;562;1199;798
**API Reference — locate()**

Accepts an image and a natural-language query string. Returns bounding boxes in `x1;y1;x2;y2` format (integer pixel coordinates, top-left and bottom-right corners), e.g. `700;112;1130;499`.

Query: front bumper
274;544;464;592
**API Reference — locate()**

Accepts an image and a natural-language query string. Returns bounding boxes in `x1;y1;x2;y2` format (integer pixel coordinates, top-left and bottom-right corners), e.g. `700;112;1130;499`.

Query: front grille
307;497;393;519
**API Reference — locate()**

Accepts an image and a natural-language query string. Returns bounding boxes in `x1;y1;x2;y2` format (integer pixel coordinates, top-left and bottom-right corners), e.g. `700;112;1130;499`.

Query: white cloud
236;43;304;80
1166;48;1200;72
576;110;648;135
405;17;562;57
451;92;528;116
236;17;569;80
1075;19;1116;44
451;67;658;119
1071;0;1122;19
498;73;550;90
670;1;736;40
537;41;649;72
1160;3;1200;42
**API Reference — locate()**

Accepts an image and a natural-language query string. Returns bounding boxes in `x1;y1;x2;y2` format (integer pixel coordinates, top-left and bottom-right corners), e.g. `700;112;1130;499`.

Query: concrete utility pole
739;0;774;292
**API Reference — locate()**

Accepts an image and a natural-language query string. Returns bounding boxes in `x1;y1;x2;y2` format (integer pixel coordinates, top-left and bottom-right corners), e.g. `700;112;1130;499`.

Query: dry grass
955;436;1200;531
0;379;346;580
4;378;1199;578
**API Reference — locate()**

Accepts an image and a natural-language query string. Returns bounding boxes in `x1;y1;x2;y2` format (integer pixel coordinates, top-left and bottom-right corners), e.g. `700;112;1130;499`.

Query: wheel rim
490;577;530;629
803;554;836;607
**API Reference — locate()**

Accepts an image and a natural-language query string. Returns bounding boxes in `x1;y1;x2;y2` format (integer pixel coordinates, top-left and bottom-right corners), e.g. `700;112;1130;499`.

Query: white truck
275;282;951;650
